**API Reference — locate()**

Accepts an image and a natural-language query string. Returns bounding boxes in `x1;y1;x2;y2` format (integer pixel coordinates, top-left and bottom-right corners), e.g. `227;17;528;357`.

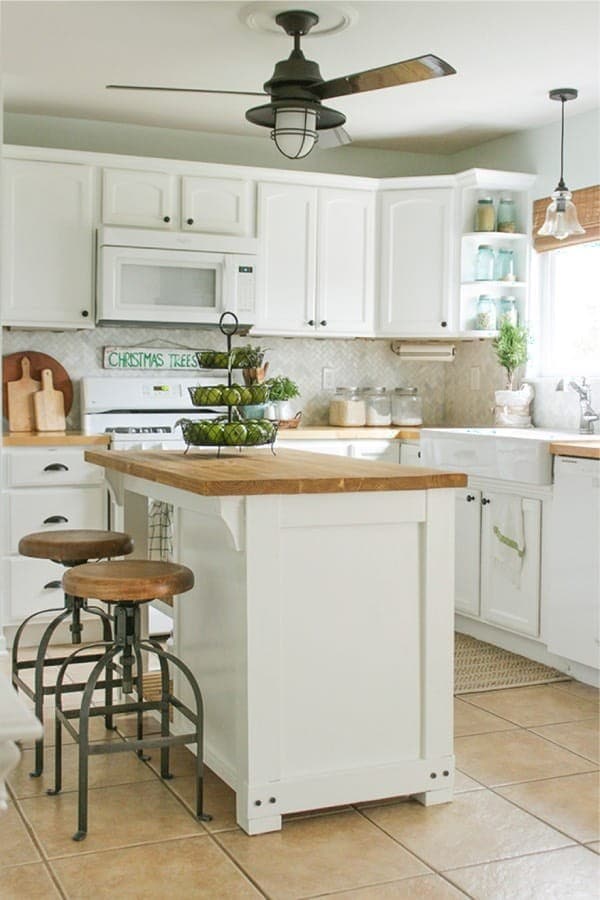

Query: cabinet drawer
5;448;104;487
3;557;66;623
4;487;106;554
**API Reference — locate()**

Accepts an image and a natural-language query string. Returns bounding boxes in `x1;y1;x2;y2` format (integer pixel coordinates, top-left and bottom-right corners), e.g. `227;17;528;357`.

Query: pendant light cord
558;97;566;190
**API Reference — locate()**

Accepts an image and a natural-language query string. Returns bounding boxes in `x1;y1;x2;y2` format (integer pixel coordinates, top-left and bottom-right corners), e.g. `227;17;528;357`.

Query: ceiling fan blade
313;54;456;101
318;126;352;150
106;84;268;98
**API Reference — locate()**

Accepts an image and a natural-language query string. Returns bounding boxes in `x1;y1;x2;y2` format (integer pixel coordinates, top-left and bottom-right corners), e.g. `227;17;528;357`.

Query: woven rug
455;632;570;694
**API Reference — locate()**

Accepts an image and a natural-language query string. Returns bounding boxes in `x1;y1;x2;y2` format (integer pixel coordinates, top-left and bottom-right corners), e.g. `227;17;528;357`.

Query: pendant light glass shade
538;189;586;240
271;107;318;159
537;88;585;241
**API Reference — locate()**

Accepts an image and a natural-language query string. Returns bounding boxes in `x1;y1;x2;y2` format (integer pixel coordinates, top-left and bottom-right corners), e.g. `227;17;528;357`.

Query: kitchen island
86;447;466;834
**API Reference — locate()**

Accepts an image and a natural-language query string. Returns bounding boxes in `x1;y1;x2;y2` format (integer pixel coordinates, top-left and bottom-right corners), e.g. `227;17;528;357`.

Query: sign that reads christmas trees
103;347;200;370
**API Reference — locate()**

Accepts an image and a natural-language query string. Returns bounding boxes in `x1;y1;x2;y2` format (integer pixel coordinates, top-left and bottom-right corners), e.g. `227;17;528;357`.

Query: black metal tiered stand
178;311;277;456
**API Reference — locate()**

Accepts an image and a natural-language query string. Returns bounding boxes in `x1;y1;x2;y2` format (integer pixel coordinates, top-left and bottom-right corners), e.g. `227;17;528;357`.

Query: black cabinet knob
320;320;327;326
43;515;69;524
466;494;476;502
440;321;448;328
163;215;171;223
308;319;315;326
43;463;69;472
81;310;89;318
186;218;194;225
481;497;491;505
44;581;62;590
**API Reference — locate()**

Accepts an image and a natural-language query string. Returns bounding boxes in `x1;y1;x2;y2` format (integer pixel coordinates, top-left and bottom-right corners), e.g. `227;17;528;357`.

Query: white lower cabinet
281;439;399;462
455;481;542;638
399;442;422;466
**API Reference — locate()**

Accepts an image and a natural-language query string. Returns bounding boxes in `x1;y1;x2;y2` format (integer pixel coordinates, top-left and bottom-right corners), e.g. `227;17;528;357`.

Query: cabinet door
399;443;422;466
182;176;252;235
254;183;317;334
454;488;482;616
350;441;399;463
316;189;375;336
4;487;106;554
378;188;454;336
2;159;94;327
480;492;541;636
102;168;177;229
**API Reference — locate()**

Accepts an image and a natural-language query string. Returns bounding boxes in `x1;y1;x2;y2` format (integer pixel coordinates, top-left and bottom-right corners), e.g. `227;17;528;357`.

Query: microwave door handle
222;256;235;315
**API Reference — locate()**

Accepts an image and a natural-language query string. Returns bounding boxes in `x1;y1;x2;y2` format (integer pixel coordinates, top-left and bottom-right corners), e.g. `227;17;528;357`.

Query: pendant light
538;88;585;240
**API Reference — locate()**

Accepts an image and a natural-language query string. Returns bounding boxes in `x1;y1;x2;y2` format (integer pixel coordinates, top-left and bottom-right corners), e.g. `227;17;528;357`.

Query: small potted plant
493;321;533;426
265;376;301;422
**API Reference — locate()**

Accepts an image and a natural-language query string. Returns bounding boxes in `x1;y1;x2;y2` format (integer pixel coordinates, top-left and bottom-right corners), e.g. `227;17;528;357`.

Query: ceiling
2;0;599;155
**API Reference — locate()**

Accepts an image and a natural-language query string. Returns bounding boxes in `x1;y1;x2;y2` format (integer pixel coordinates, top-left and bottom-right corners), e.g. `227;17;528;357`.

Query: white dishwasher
546;455;600;671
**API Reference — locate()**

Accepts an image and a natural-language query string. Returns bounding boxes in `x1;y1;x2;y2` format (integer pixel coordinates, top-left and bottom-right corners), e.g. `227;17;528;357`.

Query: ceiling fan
107;9;456;160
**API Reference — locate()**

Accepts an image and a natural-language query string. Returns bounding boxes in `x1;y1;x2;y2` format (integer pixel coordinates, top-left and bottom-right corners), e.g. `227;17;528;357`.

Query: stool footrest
87;732;198;756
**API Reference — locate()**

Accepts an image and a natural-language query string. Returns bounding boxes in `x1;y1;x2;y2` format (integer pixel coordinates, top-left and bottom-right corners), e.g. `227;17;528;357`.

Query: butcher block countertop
550;440;600;460
3;431;110;447
277;426;422;440
85;448;466;496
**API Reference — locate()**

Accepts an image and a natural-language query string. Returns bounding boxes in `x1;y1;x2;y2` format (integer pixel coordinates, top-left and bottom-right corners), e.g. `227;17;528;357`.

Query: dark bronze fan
107;9;456;159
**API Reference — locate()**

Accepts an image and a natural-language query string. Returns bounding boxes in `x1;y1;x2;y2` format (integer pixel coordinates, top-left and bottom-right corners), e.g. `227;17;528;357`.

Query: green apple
239;386;253;405
223;422;247;445
205;421;225;445
221;386;242;406
245;422;266;445
250;384;269;403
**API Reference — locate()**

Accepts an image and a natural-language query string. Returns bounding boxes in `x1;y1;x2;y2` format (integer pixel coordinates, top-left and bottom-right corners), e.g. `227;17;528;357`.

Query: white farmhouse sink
420;428;597;485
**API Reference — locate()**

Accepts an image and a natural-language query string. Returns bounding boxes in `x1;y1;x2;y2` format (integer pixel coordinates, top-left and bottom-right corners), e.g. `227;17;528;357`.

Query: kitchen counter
3;431;110;447
84;447;464;496
550;440;600;459
277;426;423;440
90;446;462;835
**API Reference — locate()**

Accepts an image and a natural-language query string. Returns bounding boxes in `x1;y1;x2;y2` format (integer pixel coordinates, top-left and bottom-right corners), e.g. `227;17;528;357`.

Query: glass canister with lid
498;296;518;326
392;387;423;426
328;387;366;427
475;244;495;281
496;195;518;233
362;386;392;426
475;295;497;331
474;197;495;232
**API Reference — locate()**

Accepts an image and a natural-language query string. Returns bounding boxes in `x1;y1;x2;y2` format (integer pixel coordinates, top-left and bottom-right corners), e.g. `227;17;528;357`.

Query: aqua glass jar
494;248;516;281
497;195;517;233
475;296;497;331
498;296;518;327
475;245;495;281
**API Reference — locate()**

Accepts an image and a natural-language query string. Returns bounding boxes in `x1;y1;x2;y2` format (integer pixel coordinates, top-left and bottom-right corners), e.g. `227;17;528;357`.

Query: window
538;241;600;376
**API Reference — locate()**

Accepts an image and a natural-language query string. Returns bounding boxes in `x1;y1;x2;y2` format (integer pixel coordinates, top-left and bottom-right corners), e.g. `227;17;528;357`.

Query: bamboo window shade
532;184;600;252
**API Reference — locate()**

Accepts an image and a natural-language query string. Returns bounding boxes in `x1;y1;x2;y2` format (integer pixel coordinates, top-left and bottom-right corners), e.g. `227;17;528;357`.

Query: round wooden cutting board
2;351;74;420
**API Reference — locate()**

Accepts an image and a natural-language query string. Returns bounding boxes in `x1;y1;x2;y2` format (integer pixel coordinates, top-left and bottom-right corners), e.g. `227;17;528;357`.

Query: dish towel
148;500;174;562
492;495;525;587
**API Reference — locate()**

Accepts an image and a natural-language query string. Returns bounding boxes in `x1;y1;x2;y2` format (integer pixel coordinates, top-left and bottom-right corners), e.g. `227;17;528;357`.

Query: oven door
98;246;230;325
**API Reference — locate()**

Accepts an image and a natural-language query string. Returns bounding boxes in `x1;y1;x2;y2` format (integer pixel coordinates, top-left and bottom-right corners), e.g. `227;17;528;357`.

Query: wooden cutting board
6;356;41;432
3;352;73;425
34;368;66;431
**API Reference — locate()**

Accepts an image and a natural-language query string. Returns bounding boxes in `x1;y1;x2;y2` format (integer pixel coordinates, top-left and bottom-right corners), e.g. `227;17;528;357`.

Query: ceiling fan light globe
272;107;318;159
538;189;586;240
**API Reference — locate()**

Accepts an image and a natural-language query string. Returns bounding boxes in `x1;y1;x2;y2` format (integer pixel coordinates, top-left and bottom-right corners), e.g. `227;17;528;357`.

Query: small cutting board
34;368;66;432
7;356;40;432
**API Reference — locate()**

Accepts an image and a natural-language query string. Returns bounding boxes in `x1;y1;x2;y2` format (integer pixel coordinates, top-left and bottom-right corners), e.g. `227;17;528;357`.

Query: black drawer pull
186;218;194;225
43;515;69;524
43;463;69;472
44;580;62;590
320;320;328;326
481;497;491;505
307;319;315;326
163;215;171;223
466;494;476;502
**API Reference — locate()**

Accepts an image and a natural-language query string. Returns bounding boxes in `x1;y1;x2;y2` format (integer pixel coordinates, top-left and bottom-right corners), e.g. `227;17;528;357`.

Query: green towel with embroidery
492;495;525;587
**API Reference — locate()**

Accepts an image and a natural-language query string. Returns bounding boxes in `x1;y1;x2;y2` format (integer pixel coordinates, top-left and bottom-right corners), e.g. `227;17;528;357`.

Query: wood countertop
85;448;466;497
3;431;110;447
550;440;600;460
277;426;422;440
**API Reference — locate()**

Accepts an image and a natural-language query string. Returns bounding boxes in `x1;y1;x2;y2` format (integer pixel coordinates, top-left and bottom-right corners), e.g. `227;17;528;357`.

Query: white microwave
96;226;258;326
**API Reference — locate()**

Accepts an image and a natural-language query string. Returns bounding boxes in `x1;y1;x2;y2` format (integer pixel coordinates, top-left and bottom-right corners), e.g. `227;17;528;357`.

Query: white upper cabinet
181;176;252;235
254;182;375;336
102;168;254;235
1;158;95;328
102;168;177;229
378;188;455;337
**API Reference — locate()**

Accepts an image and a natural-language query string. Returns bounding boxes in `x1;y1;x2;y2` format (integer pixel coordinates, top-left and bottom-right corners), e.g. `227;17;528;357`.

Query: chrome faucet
568;378;599;434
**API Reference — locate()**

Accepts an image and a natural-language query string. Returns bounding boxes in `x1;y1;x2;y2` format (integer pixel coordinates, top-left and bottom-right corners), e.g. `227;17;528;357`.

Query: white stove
81;375;220;449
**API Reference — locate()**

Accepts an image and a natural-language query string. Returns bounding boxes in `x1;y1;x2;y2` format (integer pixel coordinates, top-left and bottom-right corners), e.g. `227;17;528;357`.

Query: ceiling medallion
241;2;358;37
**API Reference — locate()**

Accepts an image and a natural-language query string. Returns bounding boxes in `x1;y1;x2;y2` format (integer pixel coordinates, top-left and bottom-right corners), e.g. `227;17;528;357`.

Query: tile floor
1;651;599;899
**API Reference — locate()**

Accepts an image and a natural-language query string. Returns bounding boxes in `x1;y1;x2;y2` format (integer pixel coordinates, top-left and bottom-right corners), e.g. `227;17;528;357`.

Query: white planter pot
494;384;534;428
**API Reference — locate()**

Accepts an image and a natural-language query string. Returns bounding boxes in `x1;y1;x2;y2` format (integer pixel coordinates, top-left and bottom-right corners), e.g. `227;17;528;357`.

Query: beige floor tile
362;791;572;871
455;729;597;787
453;770;486;793
454;698;517;737
19;707;122;749
497;772;600;843
0;804;41;867
115;712;162;738
51;835;261;898
8;741;156;799
552;680;600;703
0;862;61;899
146;740;197;776
587;841;600;854
310;874;467;898
218;809;430;899
19;779;204;858
444;845;600;899
164;768;238;832
463;684;599;727
530;718;599;763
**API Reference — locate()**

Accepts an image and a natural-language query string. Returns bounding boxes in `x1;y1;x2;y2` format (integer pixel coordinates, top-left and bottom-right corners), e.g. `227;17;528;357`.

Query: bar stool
12;530;134;777
50;559;211;841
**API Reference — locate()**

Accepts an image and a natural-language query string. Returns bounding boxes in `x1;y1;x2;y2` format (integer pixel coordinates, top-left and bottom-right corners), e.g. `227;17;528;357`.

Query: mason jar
392;388;423;426
494;248;516;281
475;295;497;331
475;244;495;281
497;195;517;233
362;387;392;426
475;197;495;232
498;296;518;327
328;387;366;427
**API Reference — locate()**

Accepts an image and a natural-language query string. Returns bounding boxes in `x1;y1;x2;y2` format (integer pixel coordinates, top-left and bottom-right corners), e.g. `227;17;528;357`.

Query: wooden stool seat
18;529;134;563
63;560;194;603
